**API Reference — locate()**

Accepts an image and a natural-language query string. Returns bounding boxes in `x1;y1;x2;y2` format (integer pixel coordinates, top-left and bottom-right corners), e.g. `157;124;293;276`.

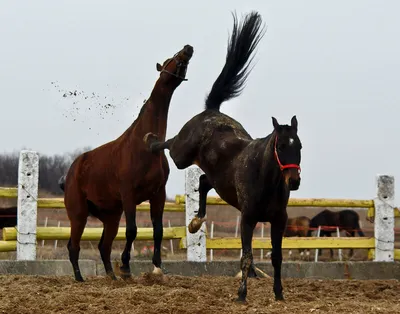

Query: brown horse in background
285;216;310;258
59;44;194;282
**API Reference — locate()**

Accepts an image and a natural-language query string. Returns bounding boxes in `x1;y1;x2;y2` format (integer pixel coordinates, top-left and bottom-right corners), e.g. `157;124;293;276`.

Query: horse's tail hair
357;220;365;237
204;11;266;111
58;175;66;192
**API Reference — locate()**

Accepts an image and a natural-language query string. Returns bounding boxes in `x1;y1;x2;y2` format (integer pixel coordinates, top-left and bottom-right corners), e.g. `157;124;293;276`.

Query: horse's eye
278;144;286;151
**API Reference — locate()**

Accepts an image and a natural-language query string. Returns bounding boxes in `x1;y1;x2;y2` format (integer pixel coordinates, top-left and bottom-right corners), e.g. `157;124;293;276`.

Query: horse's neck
259;133;280;185
129;81;175;141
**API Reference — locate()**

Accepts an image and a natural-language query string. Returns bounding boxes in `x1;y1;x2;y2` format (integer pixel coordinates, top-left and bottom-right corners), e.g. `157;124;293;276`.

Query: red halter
274;135;301;173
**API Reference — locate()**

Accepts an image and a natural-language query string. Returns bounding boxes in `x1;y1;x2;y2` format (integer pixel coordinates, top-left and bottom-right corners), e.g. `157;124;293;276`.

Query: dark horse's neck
249;132;289;207
127;80;177;142
259;132;284;188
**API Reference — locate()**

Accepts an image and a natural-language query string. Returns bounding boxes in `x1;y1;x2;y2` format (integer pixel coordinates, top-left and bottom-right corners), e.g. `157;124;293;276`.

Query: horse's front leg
188;174;213;234
237;214;257;303
271;216;287;301
149;187;166;275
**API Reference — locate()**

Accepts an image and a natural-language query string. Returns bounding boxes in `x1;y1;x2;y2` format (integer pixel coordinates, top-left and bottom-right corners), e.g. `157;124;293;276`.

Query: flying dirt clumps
47;81;142;135
50;81;127;120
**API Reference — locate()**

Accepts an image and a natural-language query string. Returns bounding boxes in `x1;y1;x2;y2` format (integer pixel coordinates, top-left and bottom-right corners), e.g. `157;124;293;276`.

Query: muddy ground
0;274;398;314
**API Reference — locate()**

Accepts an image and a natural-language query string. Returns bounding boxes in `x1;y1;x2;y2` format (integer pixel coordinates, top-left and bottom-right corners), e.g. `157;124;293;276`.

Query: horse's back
339;209;360;228
310;209;335;227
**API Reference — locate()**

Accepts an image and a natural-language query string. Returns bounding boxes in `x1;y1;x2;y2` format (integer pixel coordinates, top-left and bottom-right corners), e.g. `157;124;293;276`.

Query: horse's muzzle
183;45;194;59
289;178;300;191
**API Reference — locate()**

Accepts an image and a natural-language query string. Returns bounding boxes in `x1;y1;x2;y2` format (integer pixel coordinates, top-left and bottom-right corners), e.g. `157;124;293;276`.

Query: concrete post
16;150;39;261
373;175;395;262
185;166;207;262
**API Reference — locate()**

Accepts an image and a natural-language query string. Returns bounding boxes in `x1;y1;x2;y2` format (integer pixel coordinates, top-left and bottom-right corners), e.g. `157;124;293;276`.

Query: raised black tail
204;11;266;111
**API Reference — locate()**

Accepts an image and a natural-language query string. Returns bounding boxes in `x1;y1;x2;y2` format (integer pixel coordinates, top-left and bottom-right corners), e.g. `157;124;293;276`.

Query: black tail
356;220;365;237
58;175;66;192
204;11;266;111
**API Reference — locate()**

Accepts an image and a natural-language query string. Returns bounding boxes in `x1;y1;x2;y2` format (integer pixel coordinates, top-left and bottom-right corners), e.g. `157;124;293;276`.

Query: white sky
1;0;399;201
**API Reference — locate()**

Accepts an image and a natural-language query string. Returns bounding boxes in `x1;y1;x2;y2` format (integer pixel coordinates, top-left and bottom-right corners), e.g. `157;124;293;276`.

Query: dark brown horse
59;44;194;282
0;207;17;229
307;209;365;258
285;216;310;258
145;11;302;302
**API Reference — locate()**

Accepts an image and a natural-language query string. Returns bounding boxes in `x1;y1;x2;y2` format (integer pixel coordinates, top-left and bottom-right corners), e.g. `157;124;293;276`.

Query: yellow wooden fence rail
179;236;375;250
2;226;186;241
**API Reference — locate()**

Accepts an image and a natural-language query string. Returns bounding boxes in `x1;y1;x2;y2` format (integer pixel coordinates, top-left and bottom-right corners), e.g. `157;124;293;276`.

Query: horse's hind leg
66;194;89;282
67;215;88;282
348;230;355;258
98;214;121;280
188;174;212;234
143;133;173;153
150;187;167;275
144;133;198;170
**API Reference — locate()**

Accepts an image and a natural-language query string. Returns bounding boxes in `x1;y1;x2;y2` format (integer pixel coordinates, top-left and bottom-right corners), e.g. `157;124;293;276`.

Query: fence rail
179;236;376;250
2;226;186;241
0;152;398;264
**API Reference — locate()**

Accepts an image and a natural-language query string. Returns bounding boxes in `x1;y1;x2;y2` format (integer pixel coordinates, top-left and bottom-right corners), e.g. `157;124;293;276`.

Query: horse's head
156;45;194;87
272;115;302;191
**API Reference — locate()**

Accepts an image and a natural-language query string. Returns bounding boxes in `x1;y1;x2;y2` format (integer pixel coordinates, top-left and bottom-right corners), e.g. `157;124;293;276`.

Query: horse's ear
156;63;163;72
291;115;298;132
272;117;280;130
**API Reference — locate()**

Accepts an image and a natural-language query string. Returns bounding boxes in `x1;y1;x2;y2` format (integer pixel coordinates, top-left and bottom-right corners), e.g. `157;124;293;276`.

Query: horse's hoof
107;272;118;281
188;217;206;234
235;297;247;304
143;132;158;145
152;266;163;276
120;273;132;280
75;275;85;282
275;294;284;301
119;266;132;280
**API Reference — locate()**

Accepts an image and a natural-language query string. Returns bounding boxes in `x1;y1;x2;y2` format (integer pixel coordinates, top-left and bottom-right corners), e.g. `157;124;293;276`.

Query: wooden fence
0;150;399;262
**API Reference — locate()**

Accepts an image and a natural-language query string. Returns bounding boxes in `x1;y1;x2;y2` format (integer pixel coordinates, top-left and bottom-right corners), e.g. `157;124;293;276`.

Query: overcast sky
1;1;399;202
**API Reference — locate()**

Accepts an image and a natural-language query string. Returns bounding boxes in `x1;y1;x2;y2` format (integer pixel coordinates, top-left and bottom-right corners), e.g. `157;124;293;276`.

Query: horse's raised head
272;115;302;191
156;45;194;86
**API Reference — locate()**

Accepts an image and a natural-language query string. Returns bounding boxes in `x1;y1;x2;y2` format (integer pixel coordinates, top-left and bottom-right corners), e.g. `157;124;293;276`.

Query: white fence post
185;166;207;262
17;150;39;261
373;175;395;262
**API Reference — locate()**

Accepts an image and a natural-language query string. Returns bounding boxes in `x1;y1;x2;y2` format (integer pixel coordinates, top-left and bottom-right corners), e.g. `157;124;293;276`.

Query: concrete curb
0;260;399;280
0;260;96;276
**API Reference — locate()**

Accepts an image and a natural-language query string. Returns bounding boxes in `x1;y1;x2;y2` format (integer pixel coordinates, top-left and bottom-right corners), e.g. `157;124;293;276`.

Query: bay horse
284;216;310;258
144;11;303;302
307;209;365;259
59;44;194;282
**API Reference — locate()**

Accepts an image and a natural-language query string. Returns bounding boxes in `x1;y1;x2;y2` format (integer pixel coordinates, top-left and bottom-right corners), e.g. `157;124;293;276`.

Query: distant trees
0;147;91;196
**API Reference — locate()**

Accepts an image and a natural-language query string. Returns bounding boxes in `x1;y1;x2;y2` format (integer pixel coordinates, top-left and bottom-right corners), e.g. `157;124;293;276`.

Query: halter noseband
159;52;189;81
274;135;301;173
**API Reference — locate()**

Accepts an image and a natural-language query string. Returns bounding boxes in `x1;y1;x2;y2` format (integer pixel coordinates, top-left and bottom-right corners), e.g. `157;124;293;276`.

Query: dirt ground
0;274;398;314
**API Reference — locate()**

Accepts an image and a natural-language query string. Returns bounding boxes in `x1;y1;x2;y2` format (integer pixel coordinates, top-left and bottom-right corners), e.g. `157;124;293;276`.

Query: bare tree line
0;147;91;196
0;147;176;201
